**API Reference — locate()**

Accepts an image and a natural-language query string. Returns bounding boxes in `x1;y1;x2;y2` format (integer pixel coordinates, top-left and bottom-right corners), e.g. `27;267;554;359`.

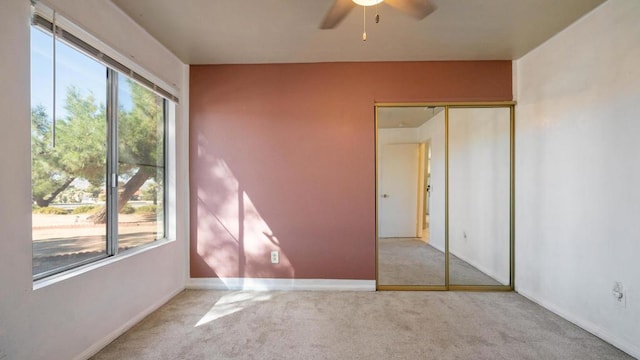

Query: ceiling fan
320;0;436;30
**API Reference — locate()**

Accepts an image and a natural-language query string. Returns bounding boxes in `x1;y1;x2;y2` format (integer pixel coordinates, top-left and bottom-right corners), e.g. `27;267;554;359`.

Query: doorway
422;141;431;234
375;103;515;291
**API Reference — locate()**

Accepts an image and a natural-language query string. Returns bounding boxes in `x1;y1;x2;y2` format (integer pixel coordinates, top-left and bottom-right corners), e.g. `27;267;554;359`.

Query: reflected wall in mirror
448;107;511;286
377;106;446;287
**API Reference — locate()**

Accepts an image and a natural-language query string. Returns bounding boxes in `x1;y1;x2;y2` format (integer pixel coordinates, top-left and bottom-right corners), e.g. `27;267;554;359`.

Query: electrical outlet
612;282;626;308
270;250;279;264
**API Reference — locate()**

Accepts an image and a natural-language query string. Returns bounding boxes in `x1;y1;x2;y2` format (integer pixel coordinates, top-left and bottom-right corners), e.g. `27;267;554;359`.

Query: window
116;74;166;251
30;11;175;280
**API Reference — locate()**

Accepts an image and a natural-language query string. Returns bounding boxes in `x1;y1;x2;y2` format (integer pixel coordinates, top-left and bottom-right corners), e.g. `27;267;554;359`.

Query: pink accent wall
190;61;512;279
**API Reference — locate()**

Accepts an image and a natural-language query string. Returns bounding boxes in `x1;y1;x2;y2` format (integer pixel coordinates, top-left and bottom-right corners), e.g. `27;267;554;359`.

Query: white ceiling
378;106;444;129
111;0;605;65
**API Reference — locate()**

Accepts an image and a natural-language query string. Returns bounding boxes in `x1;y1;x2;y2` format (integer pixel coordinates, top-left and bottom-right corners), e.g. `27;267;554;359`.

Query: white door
379;143;420;238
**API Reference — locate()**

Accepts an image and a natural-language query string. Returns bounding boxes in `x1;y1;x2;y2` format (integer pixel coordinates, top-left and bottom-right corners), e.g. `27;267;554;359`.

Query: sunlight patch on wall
196;156;294;278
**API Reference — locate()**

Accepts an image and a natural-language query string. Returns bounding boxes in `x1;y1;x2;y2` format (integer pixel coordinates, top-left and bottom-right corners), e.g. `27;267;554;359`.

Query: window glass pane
31;28;108;277
116;74;165;251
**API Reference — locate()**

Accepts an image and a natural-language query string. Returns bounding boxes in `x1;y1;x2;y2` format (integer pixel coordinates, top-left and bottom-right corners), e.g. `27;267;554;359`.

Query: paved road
32;213;162;275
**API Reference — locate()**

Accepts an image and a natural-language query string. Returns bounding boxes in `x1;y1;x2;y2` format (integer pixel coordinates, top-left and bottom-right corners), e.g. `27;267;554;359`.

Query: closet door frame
375;102;515;292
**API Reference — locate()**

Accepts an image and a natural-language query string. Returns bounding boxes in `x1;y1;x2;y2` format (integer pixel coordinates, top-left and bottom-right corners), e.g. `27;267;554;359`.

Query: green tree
86;183;103;199
31;105;75;207
31;82;162;223
141;181;159;204
31;87;106;207
90;80;164;223
56;87;107;185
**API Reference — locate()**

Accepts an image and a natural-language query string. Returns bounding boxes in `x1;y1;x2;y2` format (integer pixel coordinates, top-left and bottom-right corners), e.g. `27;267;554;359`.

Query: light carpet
91;290;632;359
378;237;502;286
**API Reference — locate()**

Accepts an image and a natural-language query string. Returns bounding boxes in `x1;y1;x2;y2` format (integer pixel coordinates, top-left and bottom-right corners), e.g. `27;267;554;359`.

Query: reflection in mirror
377;106;446;286
448;107;511;286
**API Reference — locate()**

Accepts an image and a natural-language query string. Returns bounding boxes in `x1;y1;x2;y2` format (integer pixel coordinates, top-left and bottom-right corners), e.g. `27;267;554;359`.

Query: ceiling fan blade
320;0;356;29
384;0;436;20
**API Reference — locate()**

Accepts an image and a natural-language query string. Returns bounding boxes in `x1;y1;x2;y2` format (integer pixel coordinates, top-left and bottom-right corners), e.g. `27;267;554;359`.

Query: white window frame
31;3;179;284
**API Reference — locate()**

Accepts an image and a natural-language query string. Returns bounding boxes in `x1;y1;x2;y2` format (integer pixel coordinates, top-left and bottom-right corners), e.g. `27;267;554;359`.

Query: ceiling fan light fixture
352;0;383;7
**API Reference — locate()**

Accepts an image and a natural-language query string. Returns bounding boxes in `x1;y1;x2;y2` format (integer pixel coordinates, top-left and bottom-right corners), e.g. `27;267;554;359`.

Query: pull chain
362;6;367;41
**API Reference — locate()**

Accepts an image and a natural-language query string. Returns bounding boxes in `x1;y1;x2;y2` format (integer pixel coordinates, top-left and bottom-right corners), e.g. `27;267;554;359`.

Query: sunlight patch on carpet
195;291;272;327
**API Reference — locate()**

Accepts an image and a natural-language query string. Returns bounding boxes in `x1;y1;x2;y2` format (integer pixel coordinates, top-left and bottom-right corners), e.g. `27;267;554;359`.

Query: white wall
448;108;511;285
417;111;446;251
515;0;640;356
0;1;189;359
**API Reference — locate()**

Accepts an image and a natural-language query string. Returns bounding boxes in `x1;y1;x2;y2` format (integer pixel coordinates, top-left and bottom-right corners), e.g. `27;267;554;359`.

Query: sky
30;27;143;191
31;27;133;121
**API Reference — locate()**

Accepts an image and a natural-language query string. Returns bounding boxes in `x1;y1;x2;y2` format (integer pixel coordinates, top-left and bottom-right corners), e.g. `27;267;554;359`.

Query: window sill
33;237;175;291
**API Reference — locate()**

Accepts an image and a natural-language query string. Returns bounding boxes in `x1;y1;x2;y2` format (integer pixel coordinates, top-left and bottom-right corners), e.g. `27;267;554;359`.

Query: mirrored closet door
376;106;446;289
376;104;514;291
448;107;512;288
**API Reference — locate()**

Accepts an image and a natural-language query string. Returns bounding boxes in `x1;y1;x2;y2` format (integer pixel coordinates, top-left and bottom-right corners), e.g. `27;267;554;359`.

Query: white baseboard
516;289;640;359
73;286;184;360
187;277;376;291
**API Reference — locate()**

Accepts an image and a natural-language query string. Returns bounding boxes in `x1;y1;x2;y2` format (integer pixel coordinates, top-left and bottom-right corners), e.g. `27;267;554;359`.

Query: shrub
135;204;158;214
119;204;136;214
71;205;98;214
33;207;69;215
